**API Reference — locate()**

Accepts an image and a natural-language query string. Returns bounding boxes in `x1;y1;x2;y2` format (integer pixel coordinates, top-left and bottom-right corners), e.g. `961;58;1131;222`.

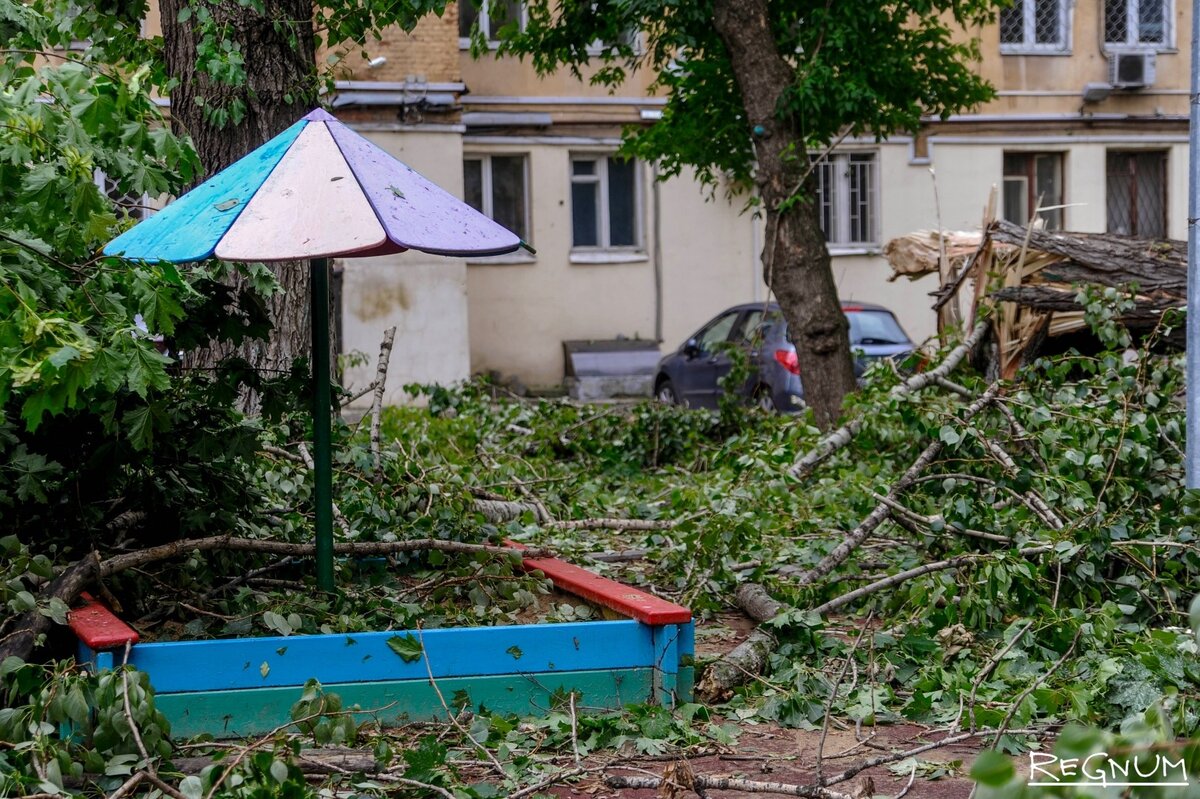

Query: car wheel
755;387;775;412
656;379;679;405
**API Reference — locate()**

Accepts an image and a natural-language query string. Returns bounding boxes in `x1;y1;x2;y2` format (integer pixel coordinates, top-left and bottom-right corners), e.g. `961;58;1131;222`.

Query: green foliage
0;2;319;548
0;660;171;797
500;0;999;191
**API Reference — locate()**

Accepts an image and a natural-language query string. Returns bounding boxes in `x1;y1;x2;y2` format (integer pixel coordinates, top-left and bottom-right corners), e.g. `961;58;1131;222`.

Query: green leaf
179;776;204;799
386;633;423;662
122;405;155;450
970;750;1014;787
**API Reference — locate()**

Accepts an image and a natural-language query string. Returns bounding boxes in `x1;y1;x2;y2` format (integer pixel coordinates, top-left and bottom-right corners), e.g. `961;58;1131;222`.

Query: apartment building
152;2;1193;399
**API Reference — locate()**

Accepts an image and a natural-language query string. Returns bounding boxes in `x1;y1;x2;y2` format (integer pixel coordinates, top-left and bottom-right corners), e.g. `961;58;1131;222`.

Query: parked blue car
653;302;914;411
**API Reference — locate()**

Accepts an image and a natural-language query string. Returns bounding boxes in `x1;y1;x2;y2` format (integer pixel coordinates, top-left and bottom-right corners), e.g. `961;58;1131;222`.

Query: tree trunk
159;1;322;410
711;0;857;429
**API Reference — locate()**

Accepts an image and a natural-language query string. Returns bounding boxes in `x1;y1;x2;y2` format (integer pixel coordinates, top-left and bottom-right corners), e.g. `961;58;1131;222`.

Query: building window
459;0;523;43
95;169;147;221
1105;0;1169;47
999;0;1069;52
570;155;640;250
1107;151;1167;238
463;154;529;243
812;152;878;247
1003;153;1064;229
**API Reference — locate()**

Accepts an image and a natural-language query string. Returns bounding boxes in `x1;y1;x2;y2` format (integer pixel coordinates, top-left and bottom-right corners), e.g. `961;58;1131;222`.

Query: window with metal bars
1106;151;1167;238
1105;0;1169;47
812;152;878;247
999;0;1069;52
95;170;147;221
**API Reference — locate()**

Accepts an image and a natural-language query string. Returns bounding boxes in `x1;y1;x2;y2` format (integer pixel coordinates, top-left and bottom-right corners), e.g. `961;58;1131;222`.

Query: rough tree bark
711;0;857;429
159;2;323;407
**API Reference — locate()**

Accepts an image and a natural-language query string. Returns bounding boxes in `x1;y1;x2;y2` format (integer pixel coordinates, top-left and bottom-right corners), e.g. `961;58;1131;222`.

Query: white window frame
812;151;879;251
569;153;644;255
458;0;526;49
463;153;534;264
585;28;643;57
1002;151;1066;229
999;0;1072;54
463;153;530;239
1105;0;1174;50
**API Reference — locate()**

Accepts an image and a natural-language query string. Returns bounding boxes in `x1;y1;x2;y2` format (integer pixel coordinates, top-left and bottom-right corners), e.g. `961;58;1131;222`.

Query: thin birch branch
790;321;990;479
370;326;397;483
297;442;353;535
812;545;1052;616
788;383;1001;586
99;537;547;578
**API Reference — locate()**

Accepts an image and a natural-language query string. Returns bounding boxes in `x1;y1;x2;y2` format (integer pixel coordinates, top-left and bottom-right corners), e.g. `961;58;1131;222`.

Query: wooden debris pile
884;219;1185;378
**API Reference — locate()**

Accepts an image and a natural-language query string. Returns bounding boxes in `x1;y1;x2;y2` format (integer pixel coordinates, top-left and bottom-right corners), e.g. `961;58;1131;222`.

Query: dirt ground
553;612;987;798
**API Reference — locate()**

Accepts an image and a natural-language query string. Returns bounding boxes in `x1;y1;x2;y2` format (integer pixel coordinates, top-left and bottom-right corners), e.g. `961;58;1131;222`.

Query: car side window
734;310;764;344
695;312;739;352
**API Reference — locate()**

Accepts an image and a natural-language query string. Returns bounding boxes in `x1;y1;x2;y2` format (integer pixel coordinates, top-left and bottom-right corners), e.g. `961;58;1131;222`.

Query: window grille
812;152;879;247
1000;0;1068;51
1105;0;1169;46
1106;151;1167;238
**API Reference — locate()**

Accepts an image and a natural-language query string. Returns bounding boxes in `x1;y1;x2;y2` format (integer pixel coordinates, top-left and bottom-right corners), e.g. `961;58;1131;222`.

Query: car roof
721;300;896;314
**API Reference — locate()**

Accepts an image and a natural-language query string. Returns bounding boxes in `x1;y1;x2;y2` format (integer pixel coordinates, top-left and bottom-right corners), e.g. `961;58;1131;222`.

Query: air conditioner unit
1108;51;1156;89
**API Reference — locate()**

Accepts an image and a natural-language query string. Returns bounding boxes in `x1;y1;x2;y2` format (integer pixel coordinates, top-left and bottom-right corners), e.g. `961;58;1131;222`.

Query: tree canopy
502;0;997;190
498;0;1000;426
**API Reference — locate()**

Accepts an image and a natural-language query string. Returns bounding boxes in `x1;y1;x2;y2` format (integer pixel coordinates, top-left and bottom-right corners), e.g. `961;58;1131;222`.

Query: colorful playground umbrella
104;108;526;590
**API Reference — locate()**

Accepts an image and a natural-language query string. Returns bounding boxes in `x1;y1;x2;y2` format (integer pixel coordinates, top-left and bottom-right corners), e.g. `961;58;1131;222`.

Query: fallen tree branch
969;431;1064;530
170;749;379;777
297;443;352;536
370;326;397;483
867;491;1012;544
606;773;854;799
0;552;100;664
471;495;672;532
788;383;1001;586
812;545;1052;616
965;620;1033;732
823;727;1045;786
993;628;1080;744
548;518;673;532
98;537;548;579
696;583;787;700
790;321;990;479
817;611;874;780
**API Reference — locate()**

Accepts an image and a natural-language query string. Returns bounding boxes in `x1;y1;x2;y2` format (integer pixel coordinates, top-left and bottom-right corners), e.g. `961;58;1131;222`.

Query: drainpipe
1186;0;1199;486
652;163;664;342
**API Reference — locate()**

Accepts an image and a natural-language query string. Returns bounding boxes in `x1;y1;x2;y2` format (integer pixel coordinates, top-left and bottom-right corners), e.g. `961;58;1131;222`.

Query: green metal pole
310;257;334;592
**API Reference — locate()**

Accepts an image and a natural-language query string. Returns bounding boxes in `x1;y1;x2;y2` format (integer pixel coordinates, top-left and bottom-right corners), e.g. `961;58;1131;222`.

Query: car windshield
847;310;908;345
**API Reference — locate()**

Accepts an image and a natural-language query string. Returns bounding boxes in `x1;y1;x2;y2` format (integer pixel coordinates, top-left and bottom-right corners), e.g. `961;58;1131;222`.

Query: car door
678;310;740;408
